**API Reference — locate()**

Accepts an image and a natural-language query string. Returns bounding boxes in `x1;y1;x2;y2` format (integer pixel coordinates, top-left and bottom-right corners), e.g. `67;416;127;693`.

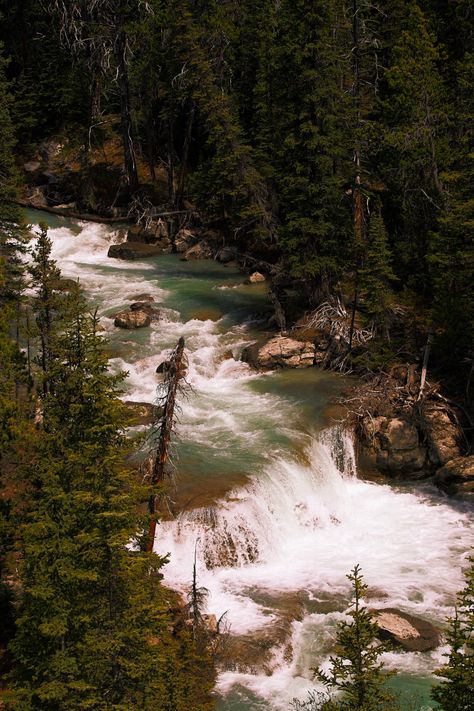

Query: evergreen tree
315;565;396;710
359;205;396;326
431;556;474;710
9;293;214;710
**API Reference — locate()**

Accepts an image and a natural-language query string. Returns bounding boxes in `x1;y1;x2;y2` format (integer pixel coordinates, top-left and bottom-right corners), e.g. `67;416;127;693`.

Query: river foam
37;213;473;710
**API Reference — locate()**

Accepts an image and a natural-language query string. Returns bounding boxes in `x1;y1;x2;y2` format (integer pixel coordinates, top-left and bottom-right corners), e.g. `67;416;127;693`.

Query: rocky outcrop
123;401;163;426
362;416;426;476
257;336;315;369
370;608;442;652
181;240;213;261
435;455;474;495
108;242;166;260
114;310;151;329
421;407;460;466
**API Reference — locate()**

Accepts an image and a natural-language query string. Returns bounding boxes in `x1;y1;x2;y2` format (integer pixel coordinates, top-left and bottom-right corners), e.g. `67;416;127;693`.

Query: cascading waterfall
35;211;473;711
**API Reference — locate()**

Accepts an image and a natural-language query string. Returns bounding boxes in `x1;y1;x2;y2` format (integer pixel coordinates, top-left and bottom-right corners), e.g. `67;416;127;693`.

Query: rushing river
30;211;473;710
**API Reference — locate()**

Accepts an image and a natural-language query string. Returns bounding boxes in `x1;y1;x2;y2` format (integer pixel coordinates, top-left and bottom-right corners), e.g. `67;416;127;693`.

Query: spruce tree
359;206;396;327
431;557;474;710
315;565;396;710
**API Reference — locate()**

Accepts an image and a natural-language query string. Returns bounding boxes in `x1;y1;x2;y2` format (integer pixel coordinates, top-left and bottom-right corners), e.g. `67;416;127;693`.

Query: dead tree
146;336;186;552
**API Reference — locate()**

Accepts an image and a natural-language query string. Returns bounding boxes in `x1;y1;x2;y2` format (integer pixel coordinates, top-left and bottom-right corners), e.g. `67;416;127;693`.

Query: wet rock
50;277;79;292
130;302;160;319
248;271;266;284
216;246;238;264
421;407;461;466
181;240;213;261
370;608;442;652
156;359;171;374
123;401;163;426
114;310;151;329
435;455;474;495
175;228;198;253
108;242;166;260
257;336;315;369
239;341;260;367
361;416;426;476
131;294;155;302
127;221;169;245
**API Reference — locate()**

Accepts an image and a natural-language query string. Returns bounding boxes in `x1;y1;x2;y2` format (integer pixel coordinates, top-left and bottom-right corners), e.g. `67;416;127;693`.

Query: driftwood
146;337;187;552
14;199;130;224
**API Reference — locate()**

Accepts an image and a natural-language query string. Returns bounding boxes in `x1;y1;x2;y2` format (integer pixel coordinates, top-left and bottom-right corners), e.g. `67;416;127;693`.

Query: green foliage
359;206;396;326
431;556;474;710
314;565;396;710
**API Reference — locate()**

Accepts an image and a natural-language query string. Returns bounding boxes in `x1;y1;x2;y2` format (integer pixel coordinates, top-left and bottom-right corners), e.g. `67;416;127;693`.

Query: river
29;211;473;710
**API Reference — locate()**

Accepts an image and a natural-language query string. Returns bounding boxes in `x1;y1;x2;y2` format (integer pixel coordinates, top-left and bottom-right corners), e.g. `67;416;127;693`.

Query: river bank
28;209;474;710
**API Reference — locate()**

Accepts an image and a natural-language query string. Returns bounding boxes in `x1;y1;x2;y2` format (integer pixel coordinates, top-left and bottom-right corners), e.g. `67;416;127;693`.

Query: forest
0;0;473;709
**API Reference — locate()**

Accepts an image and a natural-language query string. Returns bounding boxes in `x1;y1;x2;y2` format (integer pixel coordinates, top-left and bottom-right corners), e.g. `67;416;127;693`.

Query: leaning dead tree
146;336;187;552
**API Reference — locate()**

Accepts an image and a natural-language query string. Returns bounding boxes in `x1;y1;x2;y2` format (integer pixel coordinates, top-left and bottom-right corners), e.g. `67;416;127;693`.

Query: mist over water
34;211;473;710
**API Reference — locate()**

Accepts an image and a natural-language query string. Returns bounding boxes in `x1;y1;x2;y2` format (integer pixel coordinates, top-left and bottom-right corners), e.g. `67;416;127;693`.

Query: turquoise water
28;209;471;711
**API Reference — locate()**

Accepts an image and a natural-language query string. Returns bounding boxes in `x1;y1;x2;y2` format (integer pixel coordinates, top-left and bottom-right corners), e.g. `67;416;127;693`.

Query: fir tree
359;205;396;327
431;556;474;710
315;565;396;710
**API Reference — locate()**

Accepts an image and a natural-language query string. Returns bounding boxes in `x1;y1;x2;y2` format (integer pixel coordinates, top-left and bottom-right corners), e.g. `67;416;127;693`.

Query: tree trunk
176;98;196;208
114;29;139;193
147;337;186;552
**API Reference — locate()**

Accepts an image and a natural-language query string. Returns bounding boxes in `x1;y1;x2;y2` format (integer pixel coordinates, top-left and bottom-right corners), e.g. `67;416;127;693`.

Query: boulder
435;455;474;495
130;302;160;319
421;407;461;466
248;271;266;284
181;240;213;261
107;242;166;260
123;401;163;426
114;310;151;329
216;246;238;264
239;341;260;367
370;608;442;652
362;416;426;476
257;336;315;369
127;221;169;245
131;294;155;302
174;228;198;253
50;277;79;292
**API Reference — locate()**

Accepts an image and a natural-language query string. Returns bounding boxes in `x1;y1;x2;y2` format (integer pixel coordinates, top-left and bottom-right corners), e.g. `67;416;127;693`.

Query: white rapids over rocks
39;215;473;710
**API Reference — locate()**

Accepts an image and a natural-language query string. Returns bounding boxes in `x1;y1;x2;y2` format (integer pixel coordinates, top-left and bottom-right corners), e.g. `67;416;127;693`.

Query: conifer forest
0;1;473;709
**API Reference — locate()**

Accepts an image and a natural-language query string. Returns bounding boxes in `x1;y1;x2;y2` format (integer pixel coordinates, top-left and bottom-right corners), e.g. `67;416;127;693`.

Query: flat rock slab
370;608;442;651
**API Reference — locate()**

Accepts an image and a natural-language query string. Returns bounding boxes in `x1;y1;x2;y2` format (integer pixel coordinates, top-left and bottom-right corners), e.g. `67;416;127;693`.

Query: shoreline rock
435;455;474;495
257;336;316;369
108;242;168;260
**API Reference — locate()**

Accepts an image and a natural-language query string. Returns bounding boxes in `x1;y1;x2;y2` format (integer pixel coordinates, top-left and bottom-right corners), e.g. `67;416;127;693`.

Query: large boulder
114;310;151;329
370;608;442;652
130;301;160;320
362;416;426;476
181;240;213;261
108;242;166;260
435;455;474;495
127;221;170;245
257;336;315;369
421;407;461;466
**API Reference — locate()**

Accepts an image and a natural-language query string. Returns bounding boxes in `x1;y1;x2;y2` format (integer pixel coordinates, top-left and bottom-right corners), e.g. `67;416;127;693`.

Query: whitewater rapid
37;214;473;710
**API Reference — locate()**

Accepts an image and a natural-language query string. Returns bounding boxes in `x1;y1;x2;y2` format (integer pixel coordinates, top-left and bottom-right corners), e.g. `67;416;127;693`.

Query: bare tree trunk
418;330;433;400
147;337;186;552
114;29;139;193
176;98;196;208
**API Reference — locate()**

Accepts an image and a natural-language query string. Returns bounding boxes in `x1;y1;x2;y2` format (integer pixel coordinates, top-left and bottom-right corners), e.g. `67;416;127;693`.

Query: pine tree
431;557;474;710
315;565;396;710
359;206;396;327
